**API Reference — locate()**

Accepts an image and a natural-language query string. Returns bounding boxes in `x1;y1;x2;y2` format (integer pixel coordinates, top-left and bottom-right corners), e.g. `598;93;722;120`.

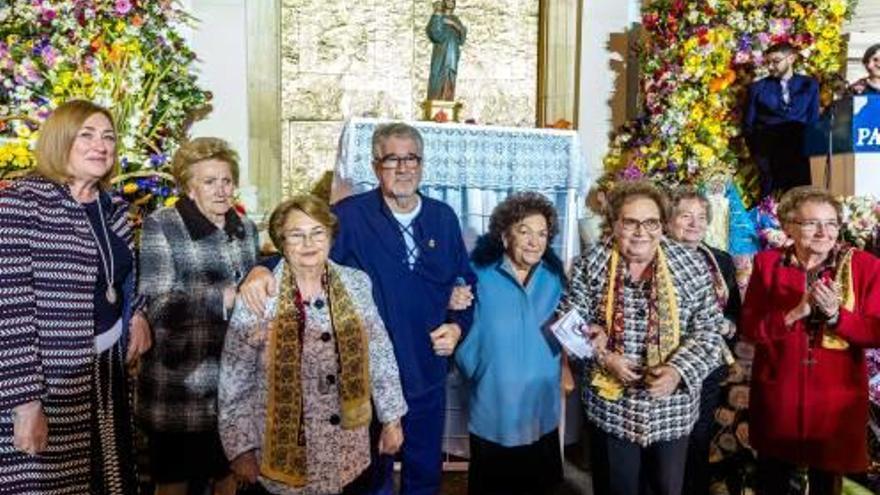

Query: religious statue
426;0;466;102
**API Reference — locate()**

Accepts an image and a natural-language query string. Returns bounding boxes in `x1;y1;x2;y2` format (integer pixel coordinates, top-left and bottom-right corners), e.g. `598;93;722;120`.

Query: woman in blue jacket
455;192;566;495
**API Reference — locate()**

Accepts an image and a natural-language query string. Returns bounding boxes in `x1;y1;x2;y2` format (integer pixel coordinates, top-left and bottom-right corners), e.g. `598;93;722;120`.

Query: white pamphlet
549;309;593;359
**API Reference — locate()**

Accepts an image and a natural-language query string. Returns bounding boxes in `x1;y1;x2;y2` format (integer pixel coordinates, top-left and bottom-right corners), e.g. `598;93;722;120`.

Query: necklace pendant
106;287;117;304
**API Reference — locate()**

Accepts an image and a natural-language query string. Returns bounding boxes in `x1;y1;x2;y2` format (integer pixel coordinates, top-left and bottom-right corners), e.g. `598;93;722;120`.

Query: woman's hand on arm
378;420;404;455
126;311;152;364
239;267;277;317
12;400;48;455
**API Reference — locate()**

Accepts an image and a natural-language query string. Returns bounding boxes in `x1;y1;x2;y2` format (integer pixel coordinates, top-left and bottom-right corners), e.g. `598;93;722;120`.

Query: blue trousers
359;389;446;495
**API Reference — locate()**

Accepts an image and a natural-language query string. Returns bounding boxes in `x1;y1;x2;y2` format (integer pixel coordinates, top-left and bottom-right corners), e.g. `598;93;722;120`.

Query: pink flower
733;51;751;65
768;18;792;37
41;46;57;67
115;0;133;15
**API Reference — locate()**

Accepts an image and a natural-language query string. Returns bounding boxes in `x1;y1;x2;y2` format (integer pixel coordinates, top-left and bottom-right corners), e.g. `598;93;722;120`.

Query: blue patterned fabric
335;118;590;260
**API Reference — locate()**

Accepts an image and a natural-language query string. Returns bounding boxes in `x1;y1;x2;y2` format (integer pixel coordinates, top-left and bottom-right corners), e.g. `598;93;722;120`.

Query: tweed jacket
137;198;259;432
559;239;727;446
0;176;143;494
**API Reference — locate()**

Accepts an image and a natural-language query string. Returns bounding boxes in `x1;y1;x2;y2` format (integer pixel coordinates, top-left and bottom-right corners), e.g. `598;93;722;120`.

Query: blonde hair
268;195;339;252
777;186;843;225
35;100;117;188
171;137;240;190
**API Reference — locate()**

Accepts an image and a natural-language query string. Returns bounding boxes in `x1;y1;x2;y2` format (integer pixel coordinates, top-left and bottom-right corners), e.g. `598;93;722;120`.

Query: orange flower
90;35;104;51
433;110;449;123
709;69;736;92
132;15;144;27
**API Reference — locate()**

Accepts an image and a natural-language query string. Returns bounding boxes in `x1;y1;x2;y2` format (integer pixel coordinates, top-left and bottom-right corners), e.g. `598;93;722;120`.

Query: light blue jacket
454;257;564;447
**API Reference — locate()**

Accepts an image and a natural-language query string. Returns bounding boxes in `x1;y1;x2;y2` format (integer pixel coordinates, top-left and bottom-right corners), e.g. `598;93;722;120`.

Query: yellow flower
164;196;180;207
15;126;31;138
123;183;139;194
693;143;716;164
828;0;847;17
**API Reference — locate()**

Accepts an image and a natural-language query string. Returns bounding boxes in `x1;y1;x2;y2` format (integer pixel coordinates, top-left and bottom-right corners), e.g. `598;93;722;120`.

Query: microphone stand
824;76;852;190
825;98;834;190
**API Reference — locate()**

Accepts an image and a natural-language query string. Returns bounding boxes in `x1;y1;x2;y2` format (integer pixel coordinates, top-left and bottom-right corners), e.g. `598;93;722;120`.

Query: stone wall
281;0;539;195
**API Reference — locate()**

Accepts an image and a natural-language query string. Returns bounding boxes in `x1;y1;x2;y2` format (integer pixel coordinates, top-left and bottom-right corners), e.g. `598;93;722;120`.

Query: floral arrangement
840;195;880;249
603;0;857;200
0;0;211;215
754;196;789;249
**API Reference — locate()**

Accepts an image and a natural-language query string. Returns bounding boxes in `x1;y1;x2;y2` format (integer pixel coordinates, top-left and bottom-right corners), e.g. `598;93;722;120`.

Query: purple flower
620;165;645;181
41;46;58;67
114;0;132;15
149;153;168;166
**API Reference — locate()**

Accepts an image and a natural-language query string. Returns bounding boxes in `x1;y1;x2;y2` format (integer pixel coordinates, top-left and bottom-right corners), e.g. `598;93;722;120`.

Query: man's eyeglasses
792;220;841;232
284;228;329;246
619;217;663;233
376;154;422;170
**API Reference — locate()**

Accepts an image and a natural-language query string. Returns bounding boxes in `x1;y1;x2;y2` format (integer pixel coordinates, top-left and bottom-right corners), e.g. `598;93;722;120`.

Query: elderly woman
666;187;741;495
742;186;880;495
219;195;407;495
560;180;726;495
137;137;259;495
0;100;151;494
454;192;566;495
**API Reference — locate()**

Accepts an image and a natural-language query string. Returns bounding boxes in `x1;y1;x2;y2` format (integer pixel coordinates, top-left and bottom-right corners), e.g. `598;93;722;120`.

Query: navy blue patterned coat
0;176;143;494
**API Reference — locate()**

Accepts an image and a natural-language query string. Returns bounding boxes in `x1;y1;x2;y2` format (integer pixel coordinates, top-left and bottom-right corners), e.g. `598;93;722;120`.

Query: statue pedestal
422;100;462;122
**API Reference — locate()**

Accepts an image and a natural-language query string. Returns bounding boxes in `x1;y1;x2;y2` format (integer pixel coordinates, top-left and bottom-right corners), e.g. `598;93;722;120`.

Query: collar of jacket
175;195;245;241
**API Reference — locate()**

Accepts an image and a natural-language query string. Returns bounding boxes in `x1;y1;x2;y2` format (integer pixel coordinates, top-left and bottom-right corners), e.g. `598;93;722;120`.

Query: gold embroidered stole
261;263;371;487
823;247;855;350
591;246;680;401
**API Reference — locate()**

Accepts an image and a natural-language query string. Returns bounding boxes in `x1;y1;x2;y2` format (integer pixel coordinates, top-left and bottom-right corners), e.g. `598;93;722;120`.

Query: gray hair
371;122;425;162
669;186;713;224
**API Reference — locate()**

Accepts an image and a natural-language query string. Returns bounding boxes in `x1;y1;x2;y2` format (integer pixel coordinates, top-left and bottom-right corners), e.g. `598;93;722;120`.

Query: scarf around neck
261;262;372;487
591;243;680;401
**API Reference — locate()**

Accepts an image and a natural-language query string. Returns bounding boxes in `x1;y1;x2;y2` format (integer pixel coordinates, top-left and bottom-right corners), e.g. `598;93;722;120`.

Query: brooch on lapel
428;239;436;249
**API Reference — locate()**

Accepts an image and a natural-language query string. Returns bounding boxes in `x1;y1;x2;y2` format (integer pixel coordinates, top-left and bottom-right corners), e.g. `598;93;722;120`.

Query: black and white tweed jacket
136;197;259;432
559;239;727;446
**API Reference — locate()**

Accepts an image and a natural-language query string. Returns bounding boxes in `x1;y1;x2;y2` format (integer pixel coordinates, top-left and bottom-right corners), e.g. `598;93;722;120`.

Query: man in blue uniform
743;42;820;198
240;122;476;495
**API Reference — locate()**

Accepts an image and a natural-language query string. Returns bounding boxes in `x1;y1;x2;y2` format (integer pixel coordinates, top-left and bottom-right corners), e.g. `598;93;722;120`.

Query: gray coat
137;197;259;432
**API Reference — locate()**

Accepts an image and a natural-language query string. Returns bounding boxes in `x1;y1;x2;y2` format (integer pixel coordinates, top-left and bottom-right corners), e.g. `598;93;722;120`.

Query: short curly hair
605;180;670;226
268;194;339;253
171;137;240;190
777;186;842;225
471;192;562;272
669;186;712;224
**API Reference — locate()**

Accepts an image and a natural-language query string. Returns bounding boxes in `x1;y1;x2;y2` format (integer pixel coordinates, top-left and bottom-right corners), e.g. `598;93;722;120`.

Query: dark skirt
147;429;230;484
91;342;138;495
468;429;563;495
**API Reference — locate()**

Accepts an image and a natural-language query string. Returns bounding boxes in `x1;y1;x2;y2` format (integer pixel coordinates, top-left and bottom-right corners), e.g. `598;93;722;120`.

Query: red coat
741;248;880;473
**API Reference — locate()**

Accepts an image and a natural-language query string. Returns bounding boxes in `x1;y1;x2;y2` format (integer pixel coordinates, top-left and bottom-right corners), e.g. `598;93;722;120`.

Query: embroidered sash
261;263;371;486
